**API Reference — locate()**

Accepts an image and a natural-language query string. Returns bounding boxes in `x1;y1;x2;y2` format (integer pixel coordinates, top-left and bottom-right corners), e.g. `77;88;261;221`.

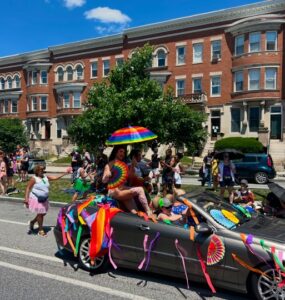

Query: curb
0;196;67;208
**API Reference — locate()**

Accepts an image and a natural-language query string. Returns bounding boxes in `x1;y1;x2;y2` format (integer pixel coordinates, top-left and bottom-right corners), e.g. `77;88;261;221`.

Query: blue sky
0;0;264;57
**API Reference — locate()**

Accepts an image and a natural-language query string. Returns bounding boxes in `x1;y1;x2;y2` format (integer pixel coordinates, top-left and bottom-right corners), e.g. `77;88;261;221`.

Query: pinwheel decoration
207;234;225;266
107;160;129;190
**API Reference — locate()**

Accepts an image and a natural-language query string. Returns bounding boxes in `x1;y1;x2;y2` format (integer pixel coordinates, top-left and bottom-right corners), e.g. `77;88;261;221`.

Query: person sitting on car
232;179;255;207
157;197;185;224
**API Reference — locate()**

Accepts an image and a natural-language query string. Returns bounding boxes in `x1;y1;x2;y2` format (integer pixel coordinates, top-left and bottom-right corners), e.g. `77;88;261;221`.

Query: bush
214;137;263;153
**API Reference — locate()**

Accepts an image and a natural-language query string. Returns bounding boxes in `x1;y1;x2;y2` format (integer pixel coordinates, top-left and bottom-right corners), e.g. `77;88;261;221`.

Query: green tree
68;44;206;150
0;118;28;152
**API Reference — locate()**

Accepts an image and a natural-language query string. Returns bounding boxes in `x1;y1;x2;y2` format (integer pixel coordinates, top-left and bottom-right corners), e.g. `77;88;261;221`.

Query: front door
211;110;221;140
270;114;281;139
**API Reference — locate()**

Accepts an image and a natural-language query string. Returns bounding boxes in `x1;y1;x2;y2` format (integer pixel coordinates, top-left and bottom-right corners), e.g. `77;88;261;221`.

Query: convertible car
54;191;285;300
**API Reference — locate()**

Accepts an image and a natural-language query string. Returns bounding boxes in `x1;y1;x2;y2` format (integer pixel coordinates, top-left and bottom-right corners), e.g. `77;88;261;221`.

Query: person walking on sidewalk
24;165;68;236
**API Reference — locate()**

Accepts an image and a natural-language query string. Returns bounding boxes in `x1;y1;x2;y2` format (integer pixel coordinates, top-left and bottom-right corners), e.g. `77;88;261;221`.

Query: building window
32;97;37;111
7;77;12;89
231;108;241;132
0;78;4;90
76;65;83;80
249;32;261;53
41;96;47;111
116;58;124;67
103;60;110;77
157;50;167;67
248;69;260;90
63;93;70;108
193;43;203;63
234;71;243;92
57;67;64;82
176;79;185;96
211;76;221;96
211;40;221;60
11;100;18;113
235;35;244;55
41;71;48;84
265;68;277;90
57;129;62;138
176;46;186;65
73;92;81;108
14;75;20;88
193;78;202;93
32;71;37;85
266;31;277;51
4;100;9;113
249;107;260;132
66;66;73;81
91;62;98;78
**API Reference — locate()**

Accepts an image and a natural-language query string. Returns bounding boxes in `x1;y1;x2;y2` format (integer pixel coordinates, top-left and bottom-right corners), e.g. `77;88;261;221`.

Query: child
232;179;255;207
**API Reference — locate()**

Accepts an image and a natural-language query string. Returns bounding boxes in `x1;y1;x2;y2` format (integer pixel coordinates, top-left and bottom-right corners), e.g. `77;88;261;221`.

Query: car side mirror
195;223;213;235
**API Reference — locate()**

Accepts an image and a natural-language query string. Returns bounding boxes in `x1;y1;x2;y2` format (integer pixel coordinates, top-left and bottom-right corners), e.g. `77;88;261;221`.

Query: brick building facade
0;0;284;164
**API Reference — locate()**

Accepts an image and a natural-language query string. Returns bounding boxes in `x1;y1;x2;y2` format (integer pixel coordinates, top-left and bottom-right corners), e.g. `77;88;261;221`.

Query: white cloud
95;24;129;35
84;7;131;24
63;0;86;9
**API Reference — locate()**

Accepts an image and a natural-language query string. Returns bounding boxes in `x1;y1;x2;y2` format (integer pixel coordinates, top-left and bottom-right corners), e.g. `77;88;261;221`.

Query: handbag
32;192;48;203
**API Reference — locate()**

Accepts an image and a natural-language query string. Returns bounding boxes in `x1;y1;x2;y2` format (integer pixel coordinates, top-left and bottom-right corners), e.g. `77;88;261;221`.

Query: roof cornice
125;0;285;39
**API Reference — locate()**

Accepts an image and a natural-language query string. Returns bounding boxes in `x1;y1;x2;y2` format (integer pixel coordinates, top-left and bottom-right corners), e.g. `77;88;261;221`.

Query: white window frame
103;60;110;77
231;107;241;133
40;70;48;84
265;67;277;90
192;77;202;93
235;35;244;56
266;31;277;51
249;106;260;132
11;100;18;113
76;65;84;80
3;99;9;113
249;32;261;53
176;46;186;65
63;93;70;108
57;67;64;82
14;75;20;88
210;76;221;97
73;92;81;108
91;62;98;78
176;79;185;97
32;97;38;111
211;40;221;60
32;71;37;85
116;57;124;67
234;71;244;92
248;68;261;91
66;66;73;81
0;78;4;90
7;77;12;89
40;96;48;111
193;43;203;64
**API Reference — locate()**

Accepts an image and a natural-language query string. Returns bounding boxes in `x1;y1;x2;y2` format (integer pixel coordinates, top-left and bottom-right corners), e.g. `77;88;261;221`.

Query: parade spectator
70;148;81;184
232;179;255;207
24;165;68;236
173;152;184;188
161;148;175;196
0;151;7;195
5;154;15;190
15;145;23;182
218;153;236;202
21;148;29;182
94;152;108;192
202;150;212;187
149;147;161;195
211;153;219;192
82;147;92;173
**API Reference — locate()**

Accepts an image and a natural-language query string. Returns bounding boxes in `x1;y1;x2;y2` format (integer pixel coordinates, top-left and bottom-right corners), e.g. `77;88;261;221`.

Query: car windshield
184;192;251;229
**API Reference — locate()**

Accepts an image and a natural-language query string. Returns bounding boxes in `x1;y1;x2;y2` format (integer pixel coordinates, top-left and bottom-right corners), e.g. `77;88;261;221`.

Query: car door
235;156;257;180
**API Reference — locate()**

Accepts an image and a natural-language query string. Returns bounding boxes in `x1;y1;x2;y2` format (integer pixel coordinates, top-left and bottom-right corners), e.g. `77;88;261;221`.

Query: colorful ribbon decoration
196;245;216;293
138;234;149;270
108;227;117;270
260;240;285;273
232;253;269;277
175;239;189;290
75;225;83;256
144;232;160;271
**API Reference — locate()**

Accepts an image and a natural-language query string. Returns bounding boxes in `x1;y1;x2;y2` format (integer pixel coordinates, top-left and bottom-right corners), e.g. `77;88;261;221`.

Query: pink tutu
28;194;49;214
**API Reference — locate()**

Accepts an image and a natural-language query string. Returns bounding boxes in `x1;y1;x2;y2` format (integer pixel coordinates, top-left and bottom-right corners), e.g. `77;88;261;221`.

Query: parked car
54;191;285;299
28;157;46;173
233;153;276;184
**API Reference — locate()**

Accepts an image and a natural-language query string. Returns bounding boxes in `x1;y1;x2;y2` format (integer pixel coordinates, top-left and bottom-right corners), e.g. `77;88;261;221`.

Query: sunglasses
164;205;173;209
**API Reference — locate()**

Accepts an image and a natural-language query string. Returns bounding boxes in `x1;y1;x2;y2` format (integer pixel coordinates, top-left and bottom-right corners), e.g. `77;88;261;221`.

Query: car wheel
250;265;285;300
78;237;108;272
254;172;268;184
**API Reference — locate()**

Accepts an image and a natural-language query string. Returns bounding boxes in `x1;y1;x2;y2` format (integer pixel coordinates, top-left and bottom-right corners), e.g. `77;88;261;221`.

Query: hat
240;179;248;187
158;197;172;208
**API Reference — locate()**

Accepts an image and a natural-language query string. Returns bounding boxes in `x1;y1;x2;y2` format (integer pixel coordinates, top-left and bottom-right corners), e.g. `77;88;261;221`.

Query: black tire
250;265;285;299
254;172;268;184
78;237;108;272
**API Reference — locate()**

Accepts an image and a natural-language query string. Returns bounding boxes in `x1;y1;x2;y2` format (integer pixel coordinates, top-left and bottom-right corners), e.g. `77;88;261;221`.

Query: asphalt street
0;200;249;300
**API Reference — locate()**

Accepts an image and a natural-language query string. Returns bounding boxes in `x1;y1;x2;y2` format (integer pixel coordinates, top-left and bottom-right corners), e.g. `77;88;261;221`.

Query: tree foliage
215;137;264;153
0;118;28;153
68;44;206;151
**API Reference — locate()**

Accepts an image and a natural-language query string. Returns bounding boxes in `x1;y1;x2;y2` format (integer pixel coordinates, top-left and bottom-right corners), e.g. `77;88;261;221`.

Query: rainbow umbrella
106;126;157;146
